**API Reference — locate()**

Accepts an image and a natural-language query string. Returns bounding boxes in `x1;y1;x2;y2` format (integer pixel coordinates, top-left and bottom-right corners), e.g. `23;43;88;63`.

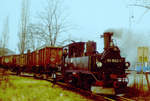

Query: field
0;75;93;101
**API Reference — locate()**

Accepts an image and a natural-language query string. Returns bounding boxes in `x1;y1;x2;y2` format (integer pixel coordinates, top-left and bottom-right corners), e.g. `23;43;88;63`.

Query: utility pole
128;0;150;23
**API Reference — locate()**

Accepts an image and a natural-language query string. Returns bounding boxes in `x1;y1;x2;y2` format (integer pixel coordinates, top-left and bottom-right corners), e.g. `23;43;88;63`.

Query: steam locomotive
0;32;130;94
62;32;130;94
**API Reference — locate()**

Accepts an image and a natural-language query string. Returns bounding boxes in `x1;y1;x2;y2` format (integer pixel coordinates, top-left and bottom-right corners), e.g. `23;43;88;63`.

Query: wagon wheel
64;74;72;84
72;77;78;87
83;79;92;90
42;74;47;80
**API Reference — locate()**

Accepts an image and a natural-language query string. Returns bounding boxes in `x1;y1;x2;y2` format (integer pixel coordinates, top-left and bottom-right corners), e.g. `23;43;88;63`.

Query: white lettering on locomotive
106;59;123;63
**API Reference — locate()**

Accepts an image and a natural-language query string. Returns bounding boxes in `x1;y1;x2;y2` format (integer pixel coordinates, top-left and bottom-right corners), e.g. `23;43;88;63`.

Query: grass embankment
0;76;92;101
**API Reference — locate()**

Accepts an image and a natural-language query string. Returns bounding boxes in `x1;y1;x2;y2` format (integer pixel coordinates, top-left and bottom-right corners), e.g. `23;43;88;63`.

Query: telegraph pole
128;0;150;23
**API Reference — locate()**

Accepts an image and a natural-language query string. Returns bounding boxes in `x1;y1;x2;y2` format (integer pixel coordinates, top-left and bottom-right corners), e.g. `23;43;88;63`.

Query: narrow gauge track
56;82;135;101
10;72;135;101
105;95;135;101
0;69;135;101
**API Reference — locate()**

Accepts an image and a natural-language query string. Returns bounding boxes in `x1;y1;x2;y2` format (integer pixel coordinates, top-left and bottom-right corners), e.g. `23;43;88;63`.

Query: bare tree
18;0;30;54
25;23;37;51
34;0;70;47
0;16;9;56
22;23;45;51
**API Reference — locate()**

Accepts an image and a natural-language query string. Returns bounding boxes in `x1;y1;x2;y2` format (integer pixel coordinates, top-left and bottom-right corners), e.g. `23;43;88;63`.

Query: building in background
0;48;15;56
136;47;150;73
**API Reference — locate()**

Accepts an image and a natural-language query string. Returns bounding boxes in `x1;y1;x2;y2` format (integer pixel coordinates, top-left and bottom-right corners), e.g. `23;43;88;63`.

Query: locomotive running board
91;86;115;95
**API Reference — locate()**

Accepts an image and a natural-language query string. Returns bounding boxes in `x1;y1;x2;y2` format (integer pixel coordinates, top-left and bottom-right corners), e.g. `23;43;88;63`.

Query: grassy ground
0;75;93;101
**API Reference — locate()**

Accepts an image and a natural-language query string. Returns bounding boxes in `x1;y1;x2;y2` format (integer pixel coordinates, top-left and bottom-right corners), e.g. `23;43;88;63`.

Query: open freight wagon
0;46;63;77
29;46;63;77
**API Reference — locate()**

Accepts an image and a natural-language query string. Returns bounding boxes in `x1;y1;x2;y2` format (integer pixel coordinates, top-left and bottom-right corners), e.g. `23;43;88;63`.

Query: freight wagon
0;46;63;77
31;47;63;78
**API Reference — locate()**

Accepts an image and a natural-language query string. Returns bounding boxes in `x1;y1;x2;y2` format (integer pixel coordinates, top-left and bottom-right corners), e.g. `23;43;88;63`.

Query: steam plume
105;28;150;67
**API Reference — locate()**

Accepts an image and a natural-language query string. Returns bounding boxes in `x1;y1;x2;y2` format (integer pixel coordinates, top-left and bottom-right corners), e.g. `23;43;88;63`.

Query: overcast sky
0;0;150;53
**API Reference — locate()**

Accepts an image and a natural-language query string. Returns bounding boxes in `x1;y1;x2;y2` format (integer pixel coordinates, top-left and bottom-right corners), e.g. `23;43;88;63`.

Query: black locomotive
62;32;130;94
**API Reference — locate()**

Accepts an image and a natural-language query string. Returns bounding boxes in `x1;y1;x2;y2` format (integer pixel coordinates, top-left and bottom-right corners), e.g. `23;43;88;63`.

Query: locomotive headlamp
96;62;102;67
125;62;130;67
118;78;122;82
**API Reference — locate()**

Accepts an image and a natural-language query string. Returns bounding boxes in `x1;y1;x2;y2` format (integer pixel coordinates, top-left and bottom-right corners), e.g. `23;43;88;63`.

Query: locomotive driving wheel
83;79;92;90
64;73;73;84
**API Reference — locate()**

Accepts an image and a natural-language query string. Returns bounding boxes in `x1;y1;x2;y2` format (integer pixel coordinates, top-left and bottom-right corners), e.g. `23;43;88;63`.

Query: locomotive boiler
63;32;130;94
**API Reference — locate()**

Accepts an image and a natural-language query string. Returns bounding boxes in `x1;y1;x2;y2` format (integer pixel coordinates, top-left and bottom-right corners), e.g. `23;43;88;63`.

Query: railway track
55;81;106;101
0;70;135;101
56;81;135;101
117;96;135;101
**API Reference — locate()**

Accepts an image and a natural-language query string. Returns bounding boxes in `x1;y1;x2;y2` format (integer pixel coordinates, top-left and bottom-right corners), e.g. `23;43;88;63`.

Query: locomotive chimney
101;32;113;49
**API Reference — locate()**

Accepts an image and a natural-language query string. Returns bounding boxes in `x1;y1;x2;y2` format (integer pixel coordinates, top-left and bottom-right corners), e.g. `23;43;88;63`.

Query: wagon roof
36;44;63;50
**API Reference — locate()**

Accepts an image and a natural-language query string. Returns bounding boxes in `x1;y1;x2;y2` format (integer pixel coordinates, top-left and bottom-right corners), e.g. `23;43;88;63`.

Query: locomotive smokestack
101;32;113;49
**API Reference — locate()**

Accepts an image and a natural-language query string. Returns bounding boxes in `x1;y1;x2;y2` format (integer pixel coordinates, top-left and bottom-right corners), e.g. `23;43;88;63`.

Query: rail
0;69;136;101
